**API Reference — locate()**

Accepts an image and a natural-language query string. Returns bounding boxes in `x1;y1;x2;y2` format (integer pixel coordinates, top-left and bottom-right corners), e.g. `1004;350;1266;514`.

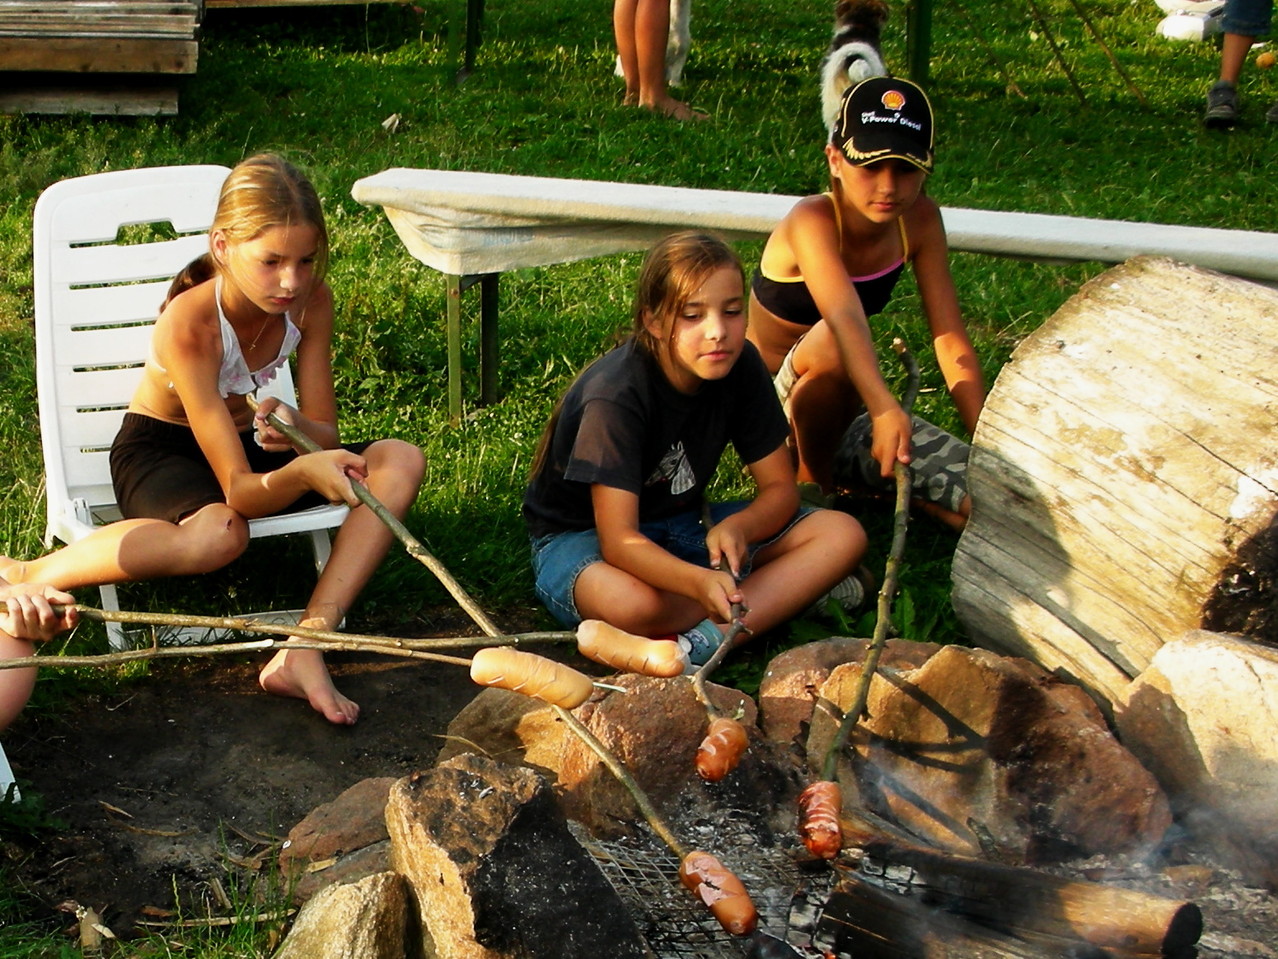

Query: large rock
438;687;567;775
1115;630;1278;888
279;777;397;903
554;674;798;837
273;871;407;959
759;637;940;745
810;644;1171;862
386;753;650;959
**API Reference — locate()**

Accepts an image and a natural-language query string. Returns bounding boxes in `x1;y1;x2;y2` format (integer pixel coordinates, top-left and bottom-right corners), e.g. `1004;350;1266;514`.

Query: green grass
0;0;1270;694
0;0;1275;948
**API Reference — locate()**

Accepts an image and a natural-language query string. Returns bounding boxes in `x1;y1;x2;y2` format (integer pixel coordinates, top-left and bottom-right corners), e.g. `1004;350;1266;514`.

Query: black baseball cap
831;76;935;174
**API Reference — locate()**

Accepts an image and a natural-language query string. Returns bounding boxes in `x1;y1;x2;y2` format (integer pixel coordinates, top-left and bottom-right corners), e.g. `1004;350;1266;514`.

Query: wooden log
819;875;1166;959
837;827;1202;956
952;256;1278;707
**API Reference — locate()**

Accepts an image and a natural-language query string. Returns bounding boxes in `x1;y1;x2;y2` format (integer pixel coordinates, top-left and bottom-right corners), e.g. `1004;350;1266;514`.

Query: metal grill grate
576;815;829;959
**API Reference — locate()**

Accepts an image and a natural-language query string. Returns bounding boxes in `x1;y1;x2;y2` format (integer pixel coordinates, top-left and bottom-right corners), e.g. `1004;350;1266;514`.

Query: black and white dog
615;0;693;87
820;0;890;130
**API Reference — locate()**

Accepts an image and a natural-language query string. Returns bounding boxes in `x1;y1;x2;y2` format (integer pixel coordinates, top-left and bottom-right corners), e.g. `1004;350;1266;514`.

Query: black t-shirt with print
523;337;789;540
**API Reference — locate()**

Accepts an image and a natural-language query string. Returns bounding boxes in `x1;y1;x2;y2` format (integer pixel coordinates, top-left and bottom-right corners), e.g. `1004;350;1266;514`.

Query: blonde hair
164;153;329;308
630;231;743;360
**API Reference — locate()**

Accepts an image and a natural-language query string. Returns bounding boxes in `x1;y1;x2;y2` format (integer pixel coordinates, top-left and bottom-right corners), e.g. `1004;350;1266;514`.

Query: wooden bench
0;0;201;114
351;168;1278;420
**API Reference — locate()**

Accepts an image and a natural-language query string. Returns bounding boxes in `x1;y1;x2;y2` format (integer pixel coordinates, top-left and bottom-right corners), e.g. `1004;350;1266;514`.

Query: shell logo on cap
880;89;906;111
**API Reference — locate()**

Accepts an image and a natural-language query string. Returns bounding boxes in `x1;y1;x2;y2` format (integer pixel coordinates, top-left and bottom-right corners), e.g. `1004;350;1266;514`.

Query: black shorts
109;412;370;523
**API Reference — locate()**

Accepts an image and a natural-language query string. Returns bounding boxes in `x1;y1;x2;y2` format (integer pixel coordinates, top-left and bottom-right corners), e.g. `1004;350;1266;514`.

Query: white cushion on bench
353;168;1278;285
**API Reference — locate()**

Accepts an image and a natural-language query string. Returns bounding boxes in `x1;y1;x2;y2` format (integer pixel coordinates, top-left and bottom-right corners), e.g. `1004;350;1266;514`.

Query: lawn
0;0;1274;950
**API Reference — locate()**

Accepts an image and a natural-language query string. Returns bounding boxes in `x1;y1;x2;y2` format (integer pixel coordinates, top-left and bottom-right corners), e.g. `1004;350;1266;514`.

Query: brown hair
528;231;743;480
630;231;743;360
163;153;329;309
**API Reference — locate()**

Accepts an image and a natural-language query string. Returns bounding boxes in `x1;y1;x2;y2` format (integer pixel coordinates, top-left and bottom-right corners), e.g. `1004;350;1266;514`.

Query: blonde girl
523;231;867;667
1;155;425;725
747;76;985;529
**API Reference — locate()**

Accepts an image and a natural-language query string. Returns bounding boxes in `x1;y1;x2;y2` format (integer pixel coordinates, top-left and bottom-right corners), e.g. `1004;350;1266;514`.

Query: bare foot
259;646;359;725
641;95;707;121
622;89;638;106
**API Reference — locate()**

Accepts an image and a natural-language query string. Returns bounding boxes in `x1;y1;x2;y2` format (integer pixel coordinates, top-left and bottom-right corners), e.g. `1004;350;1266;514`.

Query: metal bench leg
445;273;464;423
479;272;499;406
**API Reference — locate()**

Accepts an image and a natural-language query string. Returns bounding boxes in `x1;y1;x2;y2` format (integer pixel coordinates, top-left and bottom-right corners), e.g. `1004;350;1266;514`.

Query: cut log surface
952;256;1278;706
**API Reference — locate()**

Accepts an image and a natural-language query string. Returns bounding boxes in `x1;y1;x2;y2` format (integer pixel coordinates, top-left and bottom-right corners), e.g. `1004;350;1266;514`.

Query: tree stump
952;256;1278;708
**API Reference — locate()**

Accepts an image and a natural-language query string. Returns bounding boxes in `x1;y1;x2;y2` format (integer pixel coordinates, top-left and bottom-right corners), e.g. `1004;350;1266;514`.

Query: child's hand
705;520;749;580
869;405;912;477
0;585;78;643
252;397;297;453
296;450;368;507
697;568;743;624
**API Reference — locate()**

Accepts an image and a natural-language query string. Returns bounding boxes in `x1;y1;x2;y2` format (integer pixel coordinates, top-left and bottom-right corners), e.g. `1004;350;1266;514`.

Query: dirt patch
0;606;563;933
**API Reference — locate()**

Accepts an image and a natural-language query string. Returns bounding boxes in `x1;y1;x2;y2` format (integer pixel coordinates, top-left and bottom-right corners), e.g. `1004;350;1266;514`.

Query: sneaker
807;566;876;619
1204;81;1238;128
675;619;726;670
1267;100;1278;124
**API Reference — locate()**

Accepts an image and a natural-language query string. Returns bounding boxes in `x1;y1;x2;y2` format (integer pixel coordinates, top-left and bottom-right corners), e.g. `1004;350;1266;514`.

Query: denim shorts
529;501;814;628
1223;0;1272;36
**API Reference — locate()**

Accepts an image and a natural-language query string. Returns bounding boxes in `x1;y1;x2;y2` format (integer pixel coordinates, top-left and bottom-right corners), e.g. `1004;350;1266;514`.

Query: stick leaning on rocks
798;339;917;862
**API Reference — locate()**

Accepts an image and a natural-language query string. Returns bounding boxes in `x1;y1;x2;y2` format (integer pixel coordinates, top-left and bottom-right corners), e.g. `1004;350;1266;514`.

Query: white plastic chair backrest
33;165;233;542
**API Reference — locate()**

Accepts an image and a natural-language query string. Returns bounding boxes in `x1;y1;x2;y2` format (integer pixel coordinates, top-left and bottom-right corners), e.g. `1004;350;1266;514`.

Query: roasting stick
799;340;917;861
553;703;758;936
0;607;634;699
244;393;501;638
822;338;918;777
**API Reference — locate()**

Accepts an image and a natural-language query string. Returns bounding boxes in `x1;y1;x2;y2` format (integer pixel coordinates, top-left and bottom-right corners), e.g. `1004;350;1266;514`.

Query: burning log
836;828;1202;957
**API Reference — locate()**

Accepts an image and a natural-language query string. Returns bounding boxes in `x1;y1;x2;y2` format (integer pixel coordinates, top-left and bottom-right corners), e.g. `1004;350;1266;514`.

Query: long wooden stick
1064;0;1149;107
244;394;501;638
1023;0;1088;105
0;605;571;671
820;340;918;783
553;704;688;858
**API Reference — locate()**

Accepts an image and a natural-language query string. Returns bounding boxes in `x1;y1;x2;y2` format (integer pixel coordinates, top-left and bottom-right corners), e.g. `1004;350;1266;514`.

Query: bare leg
916;494;970;532
0;634;36;733
0;504;249;591
259;439;425;725
733;509;866;634
616;0;706;119
788;327;862;494
575;560;708;635
1220;32;1255;84
613;0;641;104
575;508;865;640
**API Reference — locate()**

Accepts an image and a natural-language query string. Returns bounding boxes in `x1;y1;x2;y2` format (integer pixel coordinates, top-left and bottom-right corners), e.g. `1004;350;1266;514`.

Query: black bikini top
752;194;909;325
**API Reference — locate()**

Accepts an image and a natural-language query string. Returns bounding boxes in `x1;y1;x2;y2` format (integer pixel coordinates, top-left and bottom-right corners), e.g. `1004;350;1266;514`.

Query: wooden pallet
0;0;200;114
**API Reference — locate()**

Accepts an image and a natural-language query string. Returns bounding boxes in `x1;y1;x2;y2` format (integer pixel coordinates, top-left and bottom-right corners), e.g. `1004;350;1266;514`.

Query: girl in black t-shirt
524;231;869;667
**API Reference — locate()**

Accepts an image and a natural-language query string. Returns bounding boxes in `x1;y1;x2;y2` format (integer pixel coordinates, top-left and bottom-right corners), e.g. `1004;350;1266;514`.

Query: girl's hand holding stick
244;393;502;639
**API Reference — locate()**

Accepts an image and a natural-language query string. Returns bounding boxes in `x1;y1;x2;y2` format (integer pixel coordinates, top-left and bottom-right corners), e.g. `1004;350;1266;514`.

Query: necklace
246;313;274;353
218;281;274;354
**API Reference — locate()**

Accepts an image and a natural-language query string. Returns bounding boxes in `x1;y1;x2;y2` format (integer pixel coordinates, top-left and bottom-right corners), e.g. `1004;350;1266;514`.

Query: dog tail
821;0;890;132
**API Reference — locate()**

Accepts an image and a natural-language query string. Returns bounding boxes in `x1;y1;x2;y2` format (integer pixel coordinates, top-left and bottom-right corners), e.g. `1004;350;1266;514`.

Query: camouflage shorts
833;413;970;515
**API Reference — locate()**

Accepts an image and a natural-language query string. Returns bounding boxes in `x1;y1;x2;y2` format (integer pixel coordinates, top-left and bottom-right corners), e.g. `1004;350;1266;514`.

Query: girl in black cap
747;76;985;530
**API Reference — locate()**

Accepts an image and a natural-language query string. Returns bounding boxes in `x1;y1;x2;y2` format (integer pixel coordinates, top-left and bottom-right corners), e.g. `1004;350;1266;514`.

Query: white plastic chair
33;165;349;650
